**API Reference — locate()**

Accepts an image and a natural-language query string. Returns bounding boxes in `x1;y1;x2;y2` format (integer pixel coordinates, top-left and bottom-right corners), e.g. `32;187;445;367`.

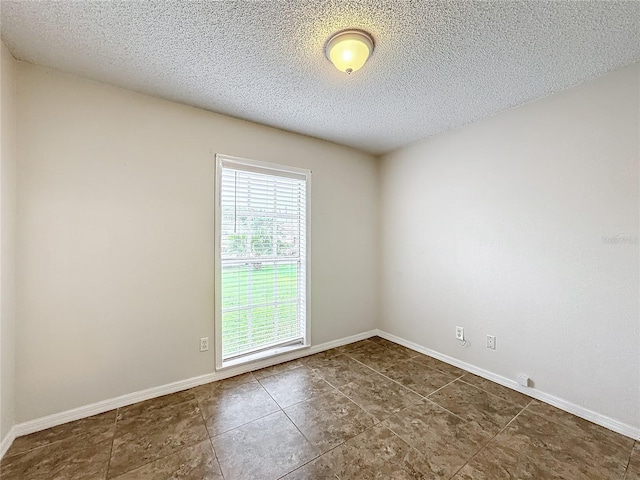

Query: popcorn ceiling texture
1;1;639;154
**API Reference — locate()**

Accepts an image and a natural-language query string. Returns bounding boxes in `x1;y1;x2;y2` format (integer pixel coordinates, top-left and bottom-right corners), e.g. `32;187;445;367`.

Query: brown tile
460;373;531;408
5;410;116;457
323;424;432;479
527;399;635;450
453;445;568;480
382;358;456;396
304;353;376;388
189;372;257;403
412;353;466;377
460;408;632;480
428;380;522;434
367;336;418;357
332;339;375;354
116;389;196;422
382;401;492;477
627;442;640;479
5;409;116;457
280;455;339;480
0;427;114;480
198;379;280;436
338;371;423;421
108;399;208;478
519;407;633;479
259;366;335;408
211;411;317;480
284;390;376;453
189;372;256;401
252;359;304;379
300;349;342;364
346;341;414;372
110;440;223;479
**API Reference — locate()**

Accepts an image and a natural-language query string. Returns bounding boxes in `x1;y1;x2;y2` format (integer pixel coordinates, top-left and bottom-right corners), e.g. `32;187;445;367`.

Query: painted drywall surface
0;42;17;441
380;63;640;429
15;62;378;422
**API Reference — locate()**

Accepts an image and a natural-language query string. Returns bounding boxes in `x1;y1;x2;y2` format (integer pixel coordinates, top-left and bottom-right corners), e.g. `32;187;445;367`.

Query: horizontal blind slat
219;162;307;361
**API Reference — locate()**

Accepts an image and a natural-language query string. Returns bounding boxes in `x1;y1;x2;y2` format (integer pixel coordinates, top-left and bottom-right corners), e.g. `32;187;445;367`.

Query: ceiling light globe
326;30;374;74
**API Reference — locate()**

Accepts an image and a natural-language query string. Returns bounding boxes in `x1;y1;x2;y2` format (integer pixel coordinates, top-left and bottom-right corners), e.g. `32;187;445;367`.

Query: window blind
219;159;308;361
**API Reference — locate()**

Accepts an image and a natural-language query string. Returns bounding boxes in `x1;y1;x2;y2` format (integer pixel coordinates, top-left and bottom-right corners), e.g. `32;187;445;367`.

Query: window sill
218;343;310;370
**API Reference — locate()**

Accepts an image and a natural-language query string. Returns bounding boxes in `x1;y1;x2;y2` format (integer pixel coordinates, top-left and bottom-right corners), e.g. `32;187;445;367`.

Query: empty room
0;1;638;479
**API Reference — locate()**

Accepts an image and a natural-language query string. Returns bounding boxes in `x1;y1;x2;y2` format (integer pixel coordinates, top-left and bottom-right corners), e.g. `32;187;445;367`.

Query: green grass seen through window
221;263;300;357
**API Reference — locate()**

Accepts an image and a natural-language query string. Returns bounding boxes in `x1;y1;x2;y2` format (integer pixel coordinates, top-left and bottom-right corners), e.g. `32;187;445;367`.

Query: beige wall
15;62;379;422
380;62;640;430
8;50;639;436
0;42;17;441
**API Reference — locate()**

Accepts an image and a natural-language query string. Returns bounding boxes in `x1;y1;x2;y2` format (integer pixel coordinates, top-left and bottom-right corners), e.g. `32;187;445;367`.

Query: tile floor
2;336;638;479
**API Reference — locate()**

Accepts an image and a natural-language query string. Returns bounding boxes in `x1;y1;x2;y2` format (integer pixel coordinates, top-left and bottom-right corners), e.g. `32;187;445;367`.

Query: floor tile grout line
306;346;452;420
435;377;531;412
622;440;636;477
279;405;321;452
15;340;631;479
116;394;197;424
257;380;325;479
331;387;380;423
256;369;337;410
623;443;633;476
7;340;622;480
332;386;384;425
2;415;119;461
272;348;414;474
520;395;633;446
253;359;307;381
274;442;345;480
343;347;471;401
345;354;430;398
421;396;473;424
196;398;227;480
103;408;119;480
449;399;534;479
334;377;421;423
425;376;464;399
456;376;532;409
410;353;468;376
256;375;301;431
205;403;281;440
276;348;633;447
625;441;637;473
107;399;209;479
108;436;209;479
385;426;434;473
208;436;226;480
107;396;213;479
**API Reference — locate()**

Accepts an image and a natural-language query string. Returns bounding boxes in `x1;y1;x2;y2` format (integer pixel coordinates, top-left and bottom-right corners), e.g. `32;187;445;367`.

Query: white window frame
214;153;312;370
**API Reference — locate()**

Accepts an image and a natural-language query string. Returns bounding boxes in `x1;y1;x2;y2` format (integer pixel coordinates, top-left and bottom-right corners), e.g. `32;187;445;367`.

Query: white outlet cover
486;335;496;349
517;374;530;387
455;326;464;340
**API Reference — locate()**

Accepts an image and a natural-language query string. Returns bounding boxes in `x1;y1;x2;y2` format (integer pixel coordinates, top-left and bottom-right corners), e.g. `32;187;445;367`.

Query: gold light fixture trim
325;30;374;74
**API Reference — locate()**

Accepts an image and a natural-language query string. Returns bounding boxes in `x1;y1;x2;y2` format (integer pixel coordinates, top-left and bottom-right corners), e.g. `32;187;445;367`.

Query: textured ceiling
1;1;639;154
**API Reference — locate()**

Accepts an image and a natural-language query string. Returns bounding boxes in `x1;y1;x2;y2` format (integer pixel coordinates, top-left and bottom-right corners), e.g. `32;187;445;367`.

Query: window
214;154;311;368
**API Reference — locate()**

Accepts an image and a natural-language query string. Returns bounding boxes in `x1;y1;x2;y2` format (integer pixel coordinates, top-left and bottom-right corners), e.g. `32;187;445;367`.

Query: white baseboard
12;330;377;440
10;326;636;456
0;425;16;459
374;329;640;441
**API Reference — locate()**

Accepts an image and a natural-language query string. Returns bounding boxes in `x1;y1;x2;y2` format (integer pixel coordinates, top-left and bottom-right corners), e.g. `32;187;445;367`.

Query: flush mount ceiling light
325;30;374;74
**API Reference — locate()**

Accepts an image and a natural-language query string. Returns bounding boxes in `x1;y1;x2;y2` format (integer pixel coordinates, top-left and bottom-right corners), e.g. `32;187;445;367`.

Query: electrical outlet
200;337;209;352
486;335;496;350
517;374;530;387
456;326;464;341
